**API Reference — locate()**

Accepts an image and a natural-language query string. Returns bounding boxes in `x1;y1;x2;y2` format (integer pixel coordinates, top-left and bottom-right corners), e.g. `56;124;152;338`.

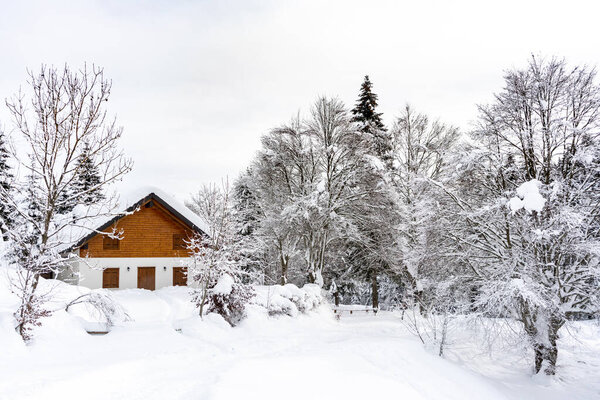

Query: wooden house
60;188;207;290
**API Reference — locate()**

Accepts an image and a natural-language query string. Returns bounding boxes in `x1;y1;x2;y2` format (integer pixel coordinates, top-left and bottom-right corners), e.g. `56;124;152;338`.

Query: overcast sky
1;0;599;200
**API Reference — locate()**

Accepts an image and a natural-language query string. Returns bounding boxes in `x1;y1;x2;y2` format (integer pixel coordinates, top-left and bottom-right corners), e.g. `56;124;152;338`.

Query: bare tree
2;64;132;341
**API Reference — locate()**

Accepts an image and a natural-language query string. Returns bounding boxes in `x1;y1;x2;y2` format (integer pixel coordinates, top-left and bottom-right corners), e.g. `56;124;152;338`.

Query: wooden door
137;267;156;290
102;268;120;288
173;267;188;286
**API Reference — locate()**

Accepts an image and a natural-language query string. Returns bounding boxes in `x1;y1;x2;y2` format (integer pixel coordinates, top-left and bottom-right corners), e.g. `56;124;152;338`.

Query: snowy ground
1;279;599;400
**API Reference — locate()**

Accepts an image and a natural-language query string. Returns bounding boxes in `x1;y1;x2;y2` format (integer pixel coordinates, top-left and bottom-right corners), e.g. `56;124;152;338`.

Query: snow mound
253;284;323;317
212;274;234;295
508;179;545;213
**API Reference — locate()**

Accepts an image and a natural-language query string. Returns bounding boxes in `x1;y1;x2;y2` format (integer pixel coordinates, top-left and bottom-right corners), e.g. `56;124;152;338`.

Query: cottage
60;188;208;290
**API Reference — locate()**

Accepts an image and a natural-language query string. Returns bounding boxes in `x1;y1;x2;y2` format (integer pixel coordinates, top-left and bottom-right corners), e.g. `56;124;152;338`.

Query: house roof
61;186;209;253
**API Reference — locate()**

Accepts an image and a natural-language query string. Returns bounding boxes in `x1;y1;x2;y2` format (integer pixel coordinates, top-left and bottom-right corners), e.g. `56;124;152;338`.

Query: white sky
1;0;599;200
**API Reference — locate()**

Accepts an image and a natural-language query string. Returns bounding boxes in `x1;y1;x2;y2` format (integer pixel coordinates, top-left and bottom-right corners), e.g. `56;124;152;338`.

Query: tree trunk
533;315;562;375
279;253;288;285
371;272;379;309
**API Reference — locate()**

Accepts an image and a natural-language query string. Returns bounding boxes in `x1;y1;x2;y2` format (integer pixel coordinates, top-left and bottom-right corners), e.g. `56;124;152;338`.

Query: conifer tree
231;169;265;282
0;129;14;239
24;156;43;226
351;75;393;167
57;142;105;214
72;142;105;206
349;77;399;307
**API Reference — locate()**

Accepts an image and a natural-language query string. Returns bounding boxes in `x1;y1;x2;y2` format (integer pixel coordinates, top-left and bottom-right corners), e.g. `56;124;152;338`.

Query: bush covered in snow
207;274;254;326
252;283;322;317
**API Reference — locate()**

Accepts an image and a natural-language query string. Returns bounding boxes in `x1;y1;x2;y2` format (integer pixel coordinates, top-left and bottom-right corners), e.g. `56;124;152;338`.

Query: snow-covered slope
0;274;599;400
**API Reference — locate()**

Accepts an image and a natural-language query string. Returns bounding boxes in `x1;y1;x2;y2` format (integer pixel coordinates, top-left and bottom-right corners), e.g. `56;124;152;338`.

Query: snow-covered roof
60;186;209;253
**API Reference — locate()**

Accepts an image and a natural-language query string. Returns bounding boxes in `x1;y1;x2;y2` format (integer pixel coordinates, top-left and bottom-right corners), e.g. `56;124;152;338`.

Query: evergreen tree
348;77;400;307
24;160;43;227
8;156;44;273
231;169;265;282
55;182;75;215
56;143;105;214
72;142;105;206
0;129;14;238
351;75;393;166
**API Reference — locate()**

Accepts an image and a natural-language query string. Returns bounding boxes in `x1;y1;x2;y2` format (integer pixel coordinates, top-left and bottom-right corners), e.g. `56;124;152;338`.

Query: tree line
187;56;600;375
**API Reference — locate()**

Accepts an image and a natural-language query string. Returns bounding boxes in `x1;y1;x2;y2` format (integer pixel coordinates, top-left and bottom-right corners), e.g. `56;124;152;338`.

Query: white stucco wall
66;256;193;290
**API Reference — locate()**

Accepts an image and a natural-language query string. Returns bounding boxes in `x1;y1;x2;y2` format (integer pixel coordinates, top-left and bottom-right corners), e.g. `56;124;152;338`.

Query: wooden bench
333;306;378;319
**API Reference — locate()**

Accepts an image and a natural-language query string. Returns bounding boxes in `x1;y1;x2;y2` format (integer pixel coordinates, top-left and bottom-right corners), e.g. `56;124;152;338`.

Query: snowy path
1;289;599;400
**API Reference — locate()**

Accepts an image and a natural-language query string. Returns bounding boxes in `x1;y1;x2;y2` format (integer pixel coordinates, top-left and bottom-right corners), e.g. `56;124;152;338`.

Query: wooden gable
80;199;195;258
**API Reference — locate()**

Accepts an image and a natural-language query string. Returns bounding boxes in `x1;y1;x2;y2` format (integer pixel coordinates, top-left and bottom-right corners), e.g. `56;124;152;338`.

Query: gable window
103;236;120;250
173;234;187;250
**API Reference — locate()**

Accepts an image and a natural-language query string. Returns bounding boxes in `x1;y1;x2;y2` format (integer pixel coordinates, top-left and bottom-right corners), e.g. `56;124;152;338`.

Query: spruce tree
73;142;105;206
9;156;44;267
24;156;43;227
351;75;394;167
232;169;264;282
0;129;14;238
56;142;105;214
350;77;398;309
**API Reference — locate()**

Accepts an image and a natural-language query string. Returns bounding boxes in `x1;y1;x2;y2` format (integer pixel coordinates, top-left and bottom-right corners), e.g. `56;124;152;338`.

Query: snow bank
0;270;324;344
1;273;599;400
508;179;546;213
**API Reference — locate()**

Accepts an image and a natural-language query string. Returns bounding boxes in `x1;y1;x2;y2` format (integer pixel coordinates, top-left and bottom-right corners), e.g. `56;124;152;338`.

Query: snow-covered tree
443;56;600;374
351;75;394;167
57;142;106;214
0;127;14;239
250;97;388;287
1;64;132;341
246;96;403;302
186;182;254;326
390;105;460;311
231;170;266;283
346;76;401;308
250;116;315;284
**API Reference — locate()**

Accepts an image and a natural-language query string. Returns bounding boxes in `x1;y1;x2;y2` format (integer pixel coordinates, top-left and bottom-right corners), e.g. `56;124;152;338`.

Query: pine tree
56;143;105;214
0;129;14;238
72;142;105;206
351;75;393;166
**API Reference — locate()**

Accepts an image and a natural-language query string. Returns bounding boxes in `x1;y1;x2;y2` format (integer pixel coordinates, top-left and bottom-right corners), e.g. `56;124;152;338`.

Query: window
173;267;188;286
102;268;119;288
173;234;187;250
103;236;120;250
